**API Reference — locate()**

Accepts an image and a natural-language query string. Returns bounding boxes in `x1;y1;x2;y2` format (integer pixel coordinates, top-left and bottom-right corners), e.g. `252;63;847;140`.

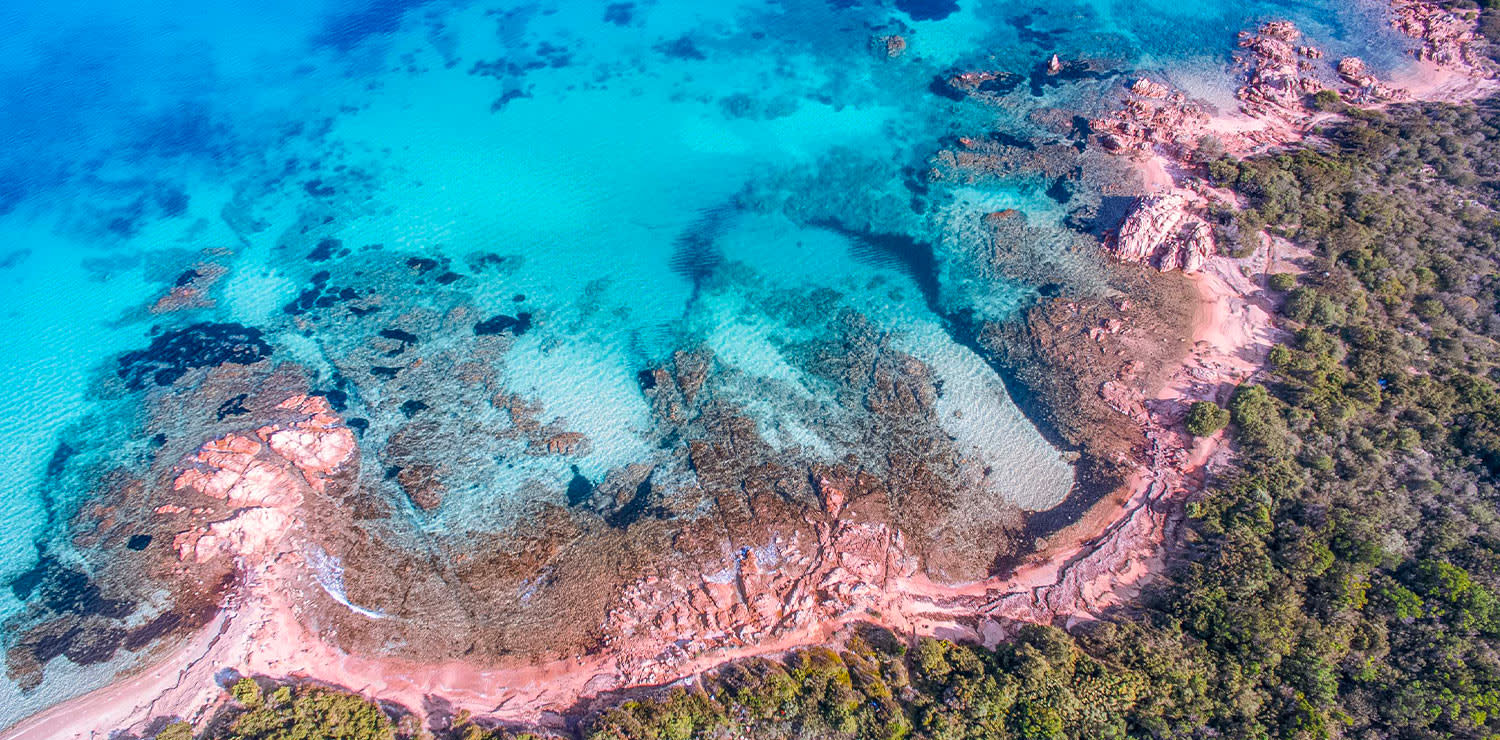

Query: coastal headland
2;0;1495;736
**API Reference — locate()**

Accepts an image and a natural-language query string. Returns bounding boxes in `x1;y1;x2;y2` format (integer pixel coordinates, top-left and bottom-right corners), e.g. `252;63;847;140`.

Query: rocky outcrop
258;395;356;488
1234;21;1327;123
1391;0;1486;68
151;263;227;314
171;394;355;563
1128;78;1169;99
1092;21;1339;158
1093;19;1419;160
934;69;1025;100
1337;56;1375;86
1108;194;1214;273
1338;56;1410;104
872;34;907;59
1089;86;1209;158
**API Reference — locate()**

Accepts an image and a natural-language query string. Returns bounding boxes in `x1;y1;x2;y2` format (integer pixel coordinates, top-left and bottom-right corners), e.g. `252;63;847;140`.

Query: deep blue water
0;0;1420;723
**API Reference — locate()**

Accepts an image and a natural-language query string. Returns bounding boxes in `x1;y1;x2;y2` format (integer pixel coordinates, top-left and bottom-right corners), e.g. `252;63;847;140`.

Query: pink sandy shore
1394;58;1500;103
0;609;234;740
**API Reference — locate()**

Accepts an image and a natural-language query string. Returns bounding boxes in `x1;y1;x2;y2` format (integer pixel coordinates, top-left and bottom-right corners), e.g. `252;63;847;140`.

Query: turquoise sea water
0;0;1423;724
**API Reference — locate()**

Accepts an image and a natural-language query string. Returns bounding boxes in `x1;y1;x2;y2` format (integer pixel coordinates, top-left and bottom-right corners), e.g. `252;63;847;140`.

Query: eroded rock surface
172;394;355;563
1109;193;1214;273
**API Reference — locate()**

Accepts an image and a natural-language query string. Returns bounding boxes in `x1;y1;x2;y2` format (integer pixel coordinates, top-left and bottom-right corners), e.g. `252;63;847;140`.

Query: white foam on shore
305;545;389;621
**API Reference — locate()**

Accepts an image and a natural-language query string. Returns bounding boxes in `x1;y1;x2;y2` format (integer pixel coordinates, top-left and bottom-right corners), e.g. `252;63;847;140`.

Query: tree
230;677;262;708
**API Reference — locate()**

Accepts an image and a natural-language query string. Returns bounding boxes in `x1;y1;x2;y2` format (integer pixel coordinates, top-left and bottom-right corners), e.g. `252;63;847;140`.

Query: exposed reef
171;394;355;563
5;231;1049;702
974;266;1197;543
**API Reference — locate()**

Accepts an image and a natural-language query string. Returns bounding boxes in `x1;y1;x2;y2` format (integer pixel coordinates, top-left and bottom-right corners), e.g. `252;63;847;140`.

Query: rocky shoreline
2;1;1496;737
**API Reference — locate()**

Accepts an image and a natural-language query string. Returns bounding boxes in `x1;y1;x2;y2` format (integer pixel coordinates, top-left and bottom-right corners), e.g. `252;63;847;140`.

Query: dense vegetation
182;678;413;740
1166;100;1500;738
153;101;1500;740
1459;0;1500;55
163;630;1142;740
584;627;1142;740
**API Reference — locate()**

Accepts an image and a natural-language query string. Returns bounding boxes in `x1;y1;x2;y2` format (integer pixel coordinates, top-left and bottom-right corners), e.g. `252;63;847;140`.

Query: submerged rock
932;69;1025;100
896;0;958;22
116;322;273;390
474;312;533;336
396;464;446;511
872;34;907;59
150;262;227;314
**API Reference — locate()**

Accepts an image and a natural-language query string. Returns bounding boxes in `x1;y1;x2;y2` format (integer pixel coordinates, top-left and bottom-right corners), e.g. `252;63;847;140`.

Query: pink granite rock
1391;0;1485;67
170;394;356;563
1108;194;1215;273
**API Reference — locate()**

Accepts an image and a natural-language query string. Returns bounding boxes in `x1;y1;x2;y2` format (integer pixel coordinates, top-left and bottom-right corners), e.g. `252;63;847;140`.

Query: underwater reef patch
656;36;707;61
474;312;532;337
896;0;959;22
307;238;349;262
116;323;273;390
282;270;362;316
604;3;634;26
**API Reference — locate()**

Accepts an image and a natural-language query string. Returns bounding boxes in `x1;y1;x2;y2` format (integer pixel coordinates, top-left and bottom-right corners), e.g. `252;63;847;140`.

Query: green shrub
156;722;193;740
214;685;393;740
1310;89;1344;112
1185;401;1231;437
1268;272;1297;291
230;678;262;708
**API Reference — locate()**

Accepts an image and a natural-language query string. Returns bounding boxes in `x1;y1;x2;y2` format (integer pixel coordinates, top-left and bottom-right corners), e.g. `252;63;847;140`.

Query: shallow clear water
0;0;1421;723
